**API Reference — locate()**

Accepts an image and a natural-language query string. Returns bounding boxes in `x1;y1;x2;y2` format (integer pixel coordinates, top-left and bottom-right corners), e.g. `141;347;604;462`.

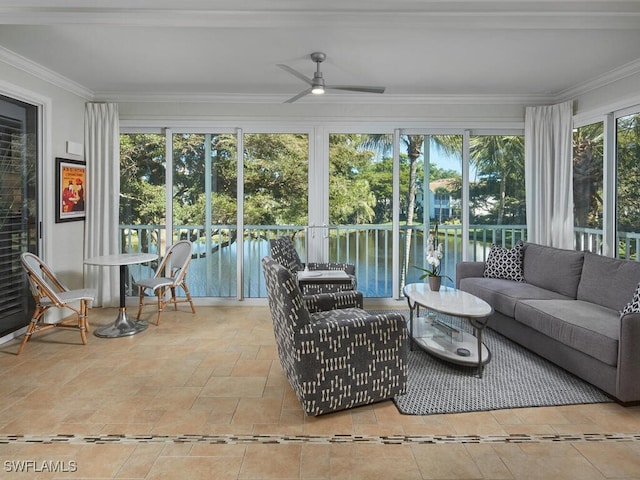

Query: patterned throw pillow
621;282;640;316
483;240;525;282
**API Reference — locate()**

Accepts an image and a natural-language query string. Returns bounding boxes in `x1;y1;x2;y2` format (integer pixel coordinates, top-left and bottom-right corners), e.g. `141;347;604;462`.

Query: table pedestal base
94;307;148;338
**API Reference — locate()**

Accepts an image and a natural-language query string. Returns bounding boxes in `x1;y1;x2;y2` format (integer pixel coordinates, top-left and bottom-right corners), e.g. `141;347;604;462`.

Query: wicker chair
135;240;196;325
262;256;407;416
19;252;96;355
269;235;357;295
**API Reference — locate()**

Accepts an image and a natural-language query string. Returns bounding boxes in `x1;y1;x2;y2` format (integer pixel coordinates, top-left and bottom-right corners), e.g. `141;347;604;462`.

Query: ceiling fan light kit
311;74;325;95
278;52;385;103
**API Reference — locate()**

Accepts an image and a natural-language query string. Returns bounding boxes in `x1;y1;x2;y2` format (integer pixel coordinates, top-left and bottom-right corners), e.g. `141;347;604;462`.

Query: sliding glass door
243;133;308;297
172;133;238;297
0;94;38;337
400;134;463;292
328;133;393;297
120;133;166;292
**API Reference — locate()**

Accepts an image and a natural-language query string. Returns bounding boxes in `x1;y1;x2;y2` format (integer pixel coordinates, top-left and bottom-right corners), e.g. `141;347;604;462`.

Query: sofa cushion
621;282;640;316
522;243;584;298
459;277;572;318
514;299;619;366
483;240;525;282
577;252;640;311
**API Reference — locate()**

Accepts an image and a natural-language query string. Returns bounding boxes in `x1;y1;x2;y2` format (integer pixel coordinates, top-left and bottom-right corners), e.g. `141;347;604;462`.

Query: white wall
0;60;88;289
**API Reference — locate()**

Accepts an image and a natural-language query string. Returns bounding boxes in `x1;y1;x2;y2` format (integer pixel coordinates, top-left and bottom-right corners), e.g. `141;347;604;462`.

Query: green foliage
120;133;167;225
617;113;640;235
430;164;459;181
468;135;525;225
329;134;397;224
121;132;313;231
120;132;239;228
364;156;396;223
244;133;308;225
573;122;604;229
121;132;528;231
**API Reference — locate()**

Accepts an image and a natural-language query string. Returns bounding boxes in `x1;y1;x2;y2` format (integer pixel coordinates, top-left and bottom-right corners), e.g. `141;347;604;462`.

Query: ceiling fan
277;52;386;103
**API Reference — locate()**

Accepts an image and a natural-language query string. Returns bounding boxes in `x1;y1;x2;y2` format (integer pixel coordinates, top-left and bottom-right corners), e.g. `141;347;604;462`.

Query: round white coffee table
84;253;158;338
403;283;493;377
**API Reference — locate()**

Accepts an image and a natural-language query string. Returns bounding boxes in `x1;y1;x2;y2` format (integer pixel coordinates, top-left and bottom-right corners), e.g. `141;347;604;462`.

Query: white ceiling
1;1;640;103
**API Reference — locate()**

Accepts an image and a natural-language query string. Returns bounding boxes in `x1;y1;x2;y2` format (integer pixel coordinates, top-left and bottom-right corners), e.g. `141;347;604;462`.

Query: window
118;104;640;299
329;133;393;297
243;133;308;297
120;133;166;291
172;133;238;297
573;122;604;254
468;134;526;260
401;134;462;291
616;111;640;260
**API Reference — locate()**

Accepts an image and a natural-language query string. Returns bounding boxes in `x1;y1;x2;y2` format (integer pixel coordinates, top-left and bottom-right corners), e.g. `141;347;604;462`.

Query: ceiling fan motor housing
312;72;325;90
310;52;326;63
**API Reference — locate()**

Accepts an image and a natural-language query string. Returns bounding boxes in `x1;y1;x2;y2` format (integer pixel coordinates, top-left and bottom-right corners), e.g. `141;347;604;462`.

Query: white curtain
525;100;574;249
84;103;120;307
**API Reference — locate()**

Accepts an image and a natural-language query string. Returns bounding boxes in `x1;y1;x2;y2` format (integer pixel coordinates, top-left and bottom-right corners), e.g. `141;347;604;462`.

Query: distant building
422;178;461;222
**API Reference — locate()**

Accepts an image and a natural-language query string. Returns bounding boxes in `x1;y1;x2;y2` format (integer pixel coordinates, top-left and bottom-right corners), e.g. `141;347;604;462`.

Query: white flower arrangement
414;226;452;281
424;234;444;277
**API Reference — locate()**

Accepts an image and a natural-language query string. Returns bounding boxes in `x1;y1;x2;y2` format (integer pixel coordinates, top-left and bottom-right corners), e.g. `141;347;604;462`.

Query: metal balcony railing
119;224;639;298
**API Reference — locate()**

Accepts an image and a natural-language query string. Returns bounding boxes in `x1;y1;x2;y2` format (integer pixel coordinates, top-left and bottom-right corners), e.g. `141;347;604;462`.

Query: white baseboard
0;326;27;346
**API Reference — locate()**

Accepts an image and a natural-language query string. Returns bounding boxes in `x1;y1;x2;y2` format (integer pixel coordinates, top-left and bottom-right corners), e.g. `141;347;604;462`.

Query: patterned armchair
269;235;357;295
262;256;408;416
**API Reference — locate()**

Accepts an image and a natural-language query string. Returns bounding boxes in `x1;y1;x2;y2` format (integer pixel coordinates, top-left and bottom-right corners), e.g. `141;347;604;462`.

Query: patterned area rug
382;311;613;415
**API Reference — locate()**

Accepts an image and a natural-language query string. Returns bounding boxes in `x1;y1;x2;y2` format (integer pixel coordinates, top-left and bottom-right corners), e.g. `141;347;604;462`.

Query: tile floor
1;305;640;479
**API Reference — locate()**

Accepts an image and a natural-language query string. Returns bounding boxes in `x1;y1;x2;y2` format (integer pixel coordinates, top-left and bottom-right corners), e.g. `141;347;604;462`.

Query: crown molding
95;91;554;106
555;57;640;102
1;6;639;30
118;115;526;131
0;46;94;100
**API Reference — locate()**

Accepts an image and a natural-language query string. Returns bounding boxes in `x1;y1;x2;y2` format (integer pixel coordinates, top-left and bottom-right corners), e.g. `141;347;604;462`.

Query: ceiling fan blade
284;88;312;103
326;85;386;94
277;64;313;85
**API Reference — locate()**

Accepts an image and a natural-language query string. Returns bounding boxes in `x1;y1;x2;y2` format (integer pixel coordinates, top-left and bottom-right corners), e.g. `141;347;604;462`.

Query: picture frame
55;157;86;223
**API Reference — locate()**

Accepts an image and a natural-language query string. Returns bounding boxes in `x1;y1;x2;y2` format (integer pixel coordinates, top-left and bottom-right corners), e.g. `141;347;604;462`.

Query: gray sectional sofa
456;242;640;403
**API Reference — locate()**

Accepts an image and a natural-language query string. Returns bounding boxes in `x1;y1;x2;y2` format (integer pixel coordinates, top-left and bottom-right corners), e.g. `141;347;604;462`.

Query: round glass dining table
84;253;158;338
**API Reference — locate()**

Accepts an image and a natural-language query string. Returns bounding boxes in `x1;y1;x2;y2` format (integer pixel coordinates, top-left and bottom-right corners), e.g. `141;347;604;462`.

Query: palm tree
572;124;604;229
469;135;525;225
361;134;424;289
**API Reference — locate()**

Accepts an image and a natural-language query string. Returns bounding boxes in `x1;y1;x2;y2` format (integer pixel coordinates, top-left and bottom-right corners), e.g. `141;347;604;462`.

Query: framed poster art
56;157;86;223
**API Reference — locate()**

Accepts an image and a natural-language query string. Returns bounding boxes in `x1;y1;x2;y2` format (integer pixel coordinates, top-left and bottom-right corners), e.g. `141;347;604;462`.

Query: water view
123;224;530;299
